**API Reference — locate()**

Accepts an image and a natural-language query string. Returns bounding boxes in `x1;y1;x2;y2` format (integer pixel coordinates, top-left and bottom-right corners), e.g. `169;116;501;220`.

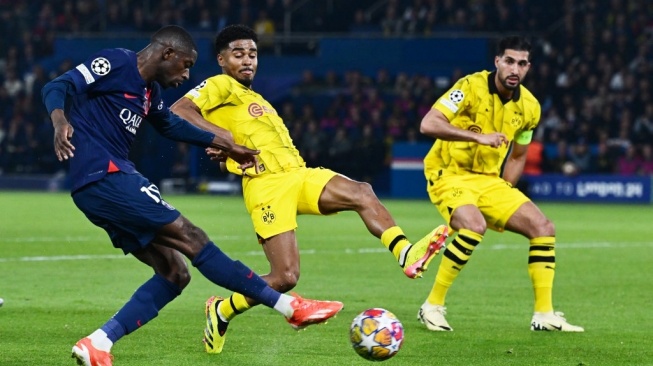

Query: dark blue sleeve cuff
41;75;75;115
150;111;215;147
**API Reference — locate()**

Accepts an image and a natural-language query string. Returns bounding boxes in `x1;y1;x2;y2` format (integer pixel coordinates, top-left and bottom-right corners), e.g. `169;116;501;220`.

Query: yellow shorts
425;170;530;232
242;167;338;239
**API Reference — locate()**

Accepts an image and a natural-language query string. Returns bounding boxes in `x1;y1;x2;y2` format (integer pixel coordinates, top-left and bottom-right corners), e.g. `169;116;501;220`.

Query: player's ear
163;47;175;60
217;53;225;67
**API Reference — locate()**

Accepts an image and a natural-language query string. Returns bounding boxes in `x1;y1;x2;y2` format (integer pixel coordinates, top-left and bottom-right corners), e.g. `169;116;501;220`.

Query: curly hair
214;24;259;54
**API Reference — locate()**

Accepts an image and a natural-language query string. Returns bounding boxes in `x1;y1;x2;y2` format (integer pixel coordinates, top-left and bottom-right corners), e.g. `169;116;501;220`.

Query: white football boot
530;311;584;332
417;302;453;331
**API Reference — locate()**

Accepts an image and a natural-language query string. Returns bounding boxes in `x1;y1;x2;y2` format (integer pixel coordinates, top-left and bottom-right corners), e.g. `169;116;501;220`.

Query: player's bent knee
175;269;191;289
353;181;380;206
541;219;555;237
267;271;299;293
451;219;486;234
161;267;191;289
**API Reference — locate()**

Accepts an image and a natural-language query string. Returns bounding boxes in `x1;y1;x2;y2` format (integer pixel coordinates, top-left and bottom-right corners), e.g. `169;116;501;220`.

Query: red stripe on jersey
108;160;120;172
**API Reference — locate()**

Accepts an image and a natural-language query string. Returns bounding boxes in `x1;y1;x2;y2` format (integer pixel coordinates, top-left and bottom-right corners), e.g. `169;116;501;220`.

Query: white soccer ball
349;308;404;361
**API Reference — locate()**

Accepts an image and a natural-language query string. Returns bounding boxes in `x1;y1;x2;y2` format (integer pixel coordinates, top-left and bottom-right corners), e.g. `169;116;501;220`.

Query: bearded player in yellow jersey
170;24;449;353
417;36;583;332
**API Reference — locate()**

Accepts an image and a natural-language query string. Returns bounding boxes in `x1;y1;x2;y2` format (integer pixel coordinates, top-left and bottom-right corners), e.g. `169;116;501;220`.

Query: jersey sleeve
65;48;131;94
432;76;476;122
528;101;542;130
184;76;233;111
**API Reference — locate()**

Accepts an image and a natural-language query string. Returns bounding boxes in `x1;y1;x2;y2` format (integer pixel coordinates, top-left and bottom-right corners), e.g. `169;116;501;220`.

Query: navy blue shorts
72;172;181;254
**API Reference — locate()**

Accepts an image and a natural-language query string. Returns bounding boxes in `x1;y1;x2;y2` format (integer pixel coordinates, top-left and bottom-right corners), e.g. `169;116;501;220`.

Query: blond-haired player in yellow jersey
417;36;584;333
170;24;449;354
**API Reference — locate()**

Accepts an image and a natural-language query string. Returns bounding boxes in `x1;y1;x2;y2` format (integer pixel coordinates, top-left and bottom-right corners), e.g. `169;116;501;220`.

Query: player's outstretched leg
403;225;449;278
530;311;584;332
71;337;113;366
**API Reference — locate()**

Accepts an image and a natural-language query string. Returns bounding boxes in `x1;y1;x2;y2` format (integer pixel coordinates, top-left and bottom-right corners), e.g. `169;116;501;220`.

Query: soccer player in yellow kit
417;36;584;332
170;24;449;353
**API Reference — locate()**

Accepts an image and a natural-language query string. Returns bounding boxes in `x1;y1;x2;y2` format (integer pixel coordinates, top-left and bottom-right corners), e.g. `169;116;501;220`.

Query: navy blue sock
101;274;181;343
191;242;280;308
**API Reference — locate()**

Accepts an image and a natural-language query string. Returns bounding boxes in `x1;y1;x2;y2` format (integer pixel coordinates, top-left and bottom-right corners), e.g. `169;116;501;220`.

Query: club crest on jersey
511;112;523;127
260;206;276;225
91;57;111;76
451;187;463;198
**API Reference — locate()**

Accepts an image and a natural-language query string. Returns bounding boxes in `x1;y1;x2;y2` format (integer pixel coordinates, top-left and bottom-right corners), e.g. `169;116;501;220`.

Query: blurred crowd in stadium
1;0;653;184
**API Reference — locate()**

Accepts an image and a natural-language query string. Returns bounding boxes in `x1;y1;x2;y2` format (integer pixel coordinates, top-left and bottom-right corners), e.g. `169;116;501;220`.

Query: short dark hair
151;25;197;54
496;36;532;57
214;24;259;53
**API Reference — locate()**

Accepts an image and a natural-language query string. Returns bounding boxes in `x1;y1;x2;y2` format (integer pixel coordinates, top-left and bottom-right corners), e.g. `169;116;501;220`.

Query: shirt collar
487;71;521;103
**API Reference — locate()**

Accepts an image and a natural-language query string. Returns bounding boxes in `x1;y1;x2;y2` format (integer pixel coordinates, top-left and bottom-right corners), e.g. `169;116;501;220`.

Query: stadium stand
1;0;652;191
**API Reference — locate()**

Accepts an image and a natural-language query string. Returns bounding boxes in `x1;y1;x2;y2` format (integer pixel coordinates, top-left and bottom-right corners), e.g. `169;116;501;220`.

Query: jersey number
140;184;161;203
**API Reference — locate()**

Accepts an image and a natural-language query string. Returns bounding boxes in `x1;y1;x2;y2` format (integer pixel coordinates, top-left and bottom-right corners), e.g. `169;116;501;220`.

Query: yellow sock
381;226;411;264
218;293;252;321
426;229;483;305
528;237;556;313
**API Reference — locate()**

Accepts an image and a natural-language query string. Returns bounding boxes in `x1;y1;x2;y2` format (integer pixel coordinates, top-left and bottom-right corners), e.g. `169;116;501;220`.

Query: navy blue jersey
64;48;170;191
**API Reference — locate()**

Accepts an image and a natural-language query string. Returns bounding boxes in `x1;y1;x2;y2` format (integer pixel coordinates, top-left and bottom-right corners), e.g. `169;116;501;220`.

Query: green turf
1;192;652;366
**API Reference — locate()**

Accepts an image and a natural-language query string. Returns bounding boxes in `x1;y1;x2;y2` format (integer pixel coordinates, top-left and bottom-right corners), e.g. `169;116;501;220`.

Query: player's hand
206;147;228;162
224;145;261;173
477;132;508;148
52;116;75;161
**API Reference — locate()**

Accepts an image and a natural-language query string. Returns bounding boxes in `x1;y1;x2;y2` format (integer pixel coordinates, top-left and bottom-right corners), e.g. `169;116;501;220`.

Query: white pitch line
0;234;246;243
0;254;127;262
0;241;651;263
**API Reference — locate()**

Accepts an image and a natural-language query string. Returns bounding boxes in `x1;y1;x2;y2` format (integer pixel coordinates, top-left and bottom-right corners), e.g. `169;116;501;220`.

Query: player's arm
420;108;508;148
170;96;255;173
41;75;76;161
149;108;259;171
169;97;232;148
502;130;533;185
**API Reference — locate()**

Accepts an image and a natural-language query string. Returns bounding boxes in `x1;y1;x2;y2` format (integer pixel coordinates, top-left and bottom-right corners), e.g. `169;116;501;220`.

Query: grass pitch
1;192;652;366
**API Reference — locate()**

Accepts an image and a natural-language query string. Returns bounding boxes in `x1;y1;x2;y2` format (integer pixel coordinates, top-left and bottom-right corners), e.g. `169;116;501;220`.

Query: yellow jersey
184;74;305;176
424;70;541;176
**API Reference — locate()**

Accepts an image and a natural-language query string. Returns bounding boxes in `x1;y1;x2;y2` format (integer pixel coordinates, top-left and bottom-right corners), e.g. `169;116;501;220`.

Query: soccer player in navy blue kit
41;25;343;366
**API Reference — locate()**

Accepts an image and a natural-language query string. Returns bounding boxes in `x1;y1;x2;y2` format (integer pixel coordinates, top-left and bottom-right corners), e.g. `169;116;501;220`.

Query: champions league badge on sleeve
91;57;111;76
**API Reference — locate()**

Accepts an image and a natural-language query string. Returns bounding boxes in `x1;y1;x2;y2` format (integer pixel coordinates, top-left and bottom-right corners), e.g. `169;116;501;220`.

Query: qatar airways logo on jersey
248;103;277;117
119;108;142;135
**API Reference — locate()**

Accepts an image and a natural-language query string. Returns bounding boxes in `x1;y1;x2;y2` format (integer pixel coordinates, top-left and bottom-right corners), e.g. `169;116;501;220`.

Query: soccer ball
349;308;404;361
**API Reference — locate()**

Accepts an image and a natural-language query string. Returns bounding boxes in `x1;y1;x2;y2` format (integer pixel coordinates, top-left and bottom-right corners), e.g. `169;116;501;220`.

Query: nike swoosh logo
246;270;254;279
550;324;562;330
124;93;138;99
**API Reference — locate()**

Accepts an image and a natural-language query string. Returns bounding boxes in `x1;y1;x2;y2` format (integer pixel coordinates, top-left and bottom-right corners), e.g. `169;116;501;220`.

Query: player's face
159;48;197;89
494;49;530;91
218;39;258;87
